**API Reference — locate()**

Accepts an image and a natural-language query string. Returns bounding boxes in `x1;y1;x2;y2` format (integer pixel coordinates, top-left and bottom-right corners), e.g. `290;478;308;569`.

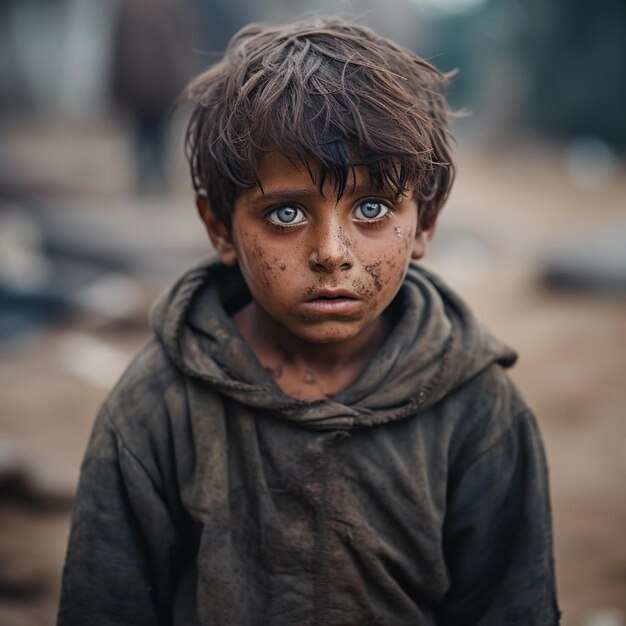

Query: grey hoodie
58;259;560;625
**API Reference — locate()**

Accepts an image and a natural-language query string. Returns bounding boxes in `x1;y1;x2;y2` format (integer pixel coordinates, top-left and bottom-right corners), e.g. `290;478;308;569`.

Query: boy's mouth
305;289;359;302
301;289;362;316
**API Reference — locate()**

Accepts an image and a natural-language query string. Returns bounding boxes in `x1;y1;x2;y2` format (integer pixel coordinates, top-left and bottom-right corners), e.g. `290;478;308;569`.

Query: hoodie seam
313;449;331;626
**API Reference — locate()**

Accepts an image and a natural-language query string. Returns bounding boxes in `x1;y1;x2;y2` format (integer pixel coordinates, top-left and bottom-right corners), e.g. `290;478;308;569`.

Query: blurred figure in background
111;0;195;195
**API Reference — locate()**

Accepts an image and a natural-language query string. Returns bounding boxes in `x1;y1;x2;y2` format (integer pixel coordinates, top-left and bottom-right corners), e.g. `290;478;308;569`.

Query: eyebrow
244;183;386;205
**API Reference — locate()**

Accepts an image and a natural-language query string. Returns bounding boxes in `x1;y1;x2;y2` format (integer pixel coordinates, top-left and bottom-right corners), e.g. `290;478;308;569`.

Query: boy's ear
196;196;238;266
412;220;437;260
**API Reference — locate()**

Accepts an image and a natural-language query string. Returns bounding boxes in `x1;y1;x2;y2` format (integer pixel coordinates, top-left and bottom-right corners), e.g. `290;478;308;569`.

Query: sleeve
437;411;561;626
57;406;185;626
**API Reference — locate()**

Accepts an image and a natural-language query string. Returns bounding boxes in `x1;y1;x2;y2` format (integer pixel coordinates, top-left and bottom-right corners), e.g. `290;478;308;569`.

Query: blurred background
0;0;624;624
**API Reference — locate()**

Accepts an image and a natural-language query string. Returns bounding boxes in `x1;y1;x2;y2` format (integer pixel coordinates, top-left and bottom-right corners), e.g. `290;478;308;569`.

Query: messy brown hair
184;17;455;231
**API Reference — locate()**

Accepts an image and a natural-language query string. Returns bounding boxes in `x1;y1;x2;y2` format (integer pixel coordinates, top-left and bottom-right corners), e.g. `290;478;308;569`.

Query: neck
233;301;389;387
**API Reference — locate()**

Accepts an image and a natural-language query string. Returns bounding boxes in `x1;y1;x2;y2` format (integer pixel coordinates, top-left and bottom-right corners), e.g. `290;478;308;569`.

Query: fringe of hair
183;17;455;230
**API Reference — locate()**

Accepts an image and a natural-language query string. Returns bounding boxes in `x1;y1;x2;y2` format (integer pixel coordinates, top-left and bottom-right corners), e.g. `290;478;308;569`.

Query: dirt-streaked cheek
357;232;411;300
238;232;294;295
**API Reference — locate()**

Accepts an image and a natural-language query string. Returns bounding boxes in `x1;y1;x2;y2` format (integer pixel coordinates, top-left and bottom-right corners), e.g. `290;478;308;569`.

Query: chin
291;322;364;345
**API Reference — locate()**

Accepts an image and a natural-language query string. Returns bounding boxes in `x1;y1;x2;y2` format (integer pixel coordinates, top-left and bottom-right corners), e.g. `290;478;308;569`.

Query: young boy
58;18;560;626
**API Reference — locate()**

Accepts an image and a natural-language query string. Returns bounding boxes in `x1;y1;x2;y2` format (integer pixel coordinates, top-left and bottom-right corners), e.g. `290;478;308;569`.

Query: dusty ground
0;121;625;625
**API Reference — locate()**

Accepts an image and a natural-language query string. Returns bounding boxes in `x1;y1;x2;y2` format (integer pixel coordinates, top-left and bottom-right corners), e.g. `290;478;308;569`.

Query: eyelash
264;197;395;229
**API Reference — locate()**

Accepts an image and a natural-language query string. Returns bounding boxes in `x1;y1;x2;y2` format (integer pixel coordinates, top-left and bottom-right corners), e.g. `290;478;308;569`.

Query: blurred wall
0;0;115;116
1;0;624;153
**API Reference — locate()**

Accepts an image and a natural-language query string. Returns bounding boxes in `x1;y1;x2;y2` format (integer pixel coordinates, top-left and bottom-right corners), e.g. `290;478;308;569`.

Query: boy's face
199;152;433;346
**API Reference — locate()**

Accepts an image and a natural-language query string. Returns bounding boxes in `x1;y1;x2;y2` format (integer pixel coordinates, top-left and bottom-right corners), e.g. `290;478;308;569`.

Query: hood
151;257;516;430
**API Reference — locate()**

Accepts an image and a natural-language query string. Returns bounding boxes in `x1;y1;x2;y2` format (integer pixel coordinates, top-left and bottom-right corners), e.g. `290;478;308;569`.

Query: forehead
237;151;375;205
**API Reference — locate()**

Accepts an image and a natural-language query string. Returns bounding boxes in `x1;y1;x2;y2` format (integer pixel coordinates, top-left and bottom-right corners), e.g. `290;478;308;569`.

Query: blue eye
354;200;390;221
268;205;305;226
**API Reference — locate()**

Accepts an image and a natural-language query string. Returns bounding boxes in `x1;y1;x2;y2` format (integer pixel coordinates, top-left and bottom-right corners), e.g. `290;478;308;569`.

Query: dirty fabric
58;259;560;625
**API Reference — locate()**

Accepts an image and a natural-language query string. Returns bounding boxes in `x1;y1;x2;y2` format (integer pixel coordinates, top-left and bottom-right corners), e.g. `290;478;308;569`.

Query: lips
301;288;361;316
304;289;359;302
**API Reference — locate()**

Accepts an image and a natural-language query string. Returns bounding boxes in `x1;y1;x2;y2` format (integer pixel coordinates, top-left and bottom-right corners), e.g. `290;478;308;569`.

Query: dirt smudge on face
261;260;273;286
337;227;352;249
270;256;288;272
364;262;383;291
243;235;273;287
352;277;373;299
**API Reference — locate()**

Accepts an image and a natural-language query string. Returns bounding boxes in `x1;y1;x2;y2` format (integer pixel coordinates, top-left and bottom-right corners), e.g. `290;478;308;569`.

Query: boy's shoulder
431;357;545;492
98;338;188;456
106;338;179;413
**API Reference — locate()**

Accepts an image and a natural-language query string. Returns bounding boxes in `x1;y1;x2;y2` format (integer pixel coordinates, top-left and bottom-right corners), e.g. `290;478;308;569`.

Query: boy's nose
308;227;353;273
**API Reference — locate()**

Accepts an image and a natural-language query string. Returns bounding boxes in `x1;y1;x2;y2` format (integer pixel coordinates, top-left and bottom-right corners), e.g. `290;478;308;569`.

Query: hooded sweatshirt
58;259;560;626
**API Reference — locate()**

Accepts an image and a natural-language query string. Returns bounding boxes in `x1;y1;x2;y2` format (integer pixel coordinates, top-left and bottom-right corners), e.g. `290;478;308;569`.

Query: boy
58;18;560;625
